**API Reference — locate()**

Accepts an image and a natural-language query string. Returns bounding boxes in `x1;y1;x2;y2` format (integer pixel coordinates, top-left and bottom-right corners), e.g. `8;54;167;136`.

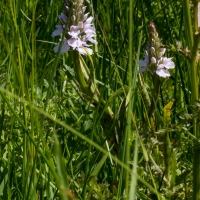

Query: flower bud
149;22;158;35
151;57;156;64
157;52;163;60
150;47;155;55
155;42;160;49
159;48;166;56
82;6;87;13
71;15;76;22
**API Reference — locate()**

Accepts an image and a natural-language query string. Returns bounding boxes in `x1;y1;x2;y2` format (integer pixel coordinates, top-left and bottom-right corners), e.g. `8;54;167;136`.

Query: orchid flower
52;1;97;56
138;22;175;78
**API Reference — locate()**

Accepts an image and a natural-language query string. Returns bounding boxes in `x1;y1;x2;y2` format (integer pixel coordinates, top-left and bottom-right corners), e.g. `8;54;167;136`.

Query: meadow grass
0;0;199;199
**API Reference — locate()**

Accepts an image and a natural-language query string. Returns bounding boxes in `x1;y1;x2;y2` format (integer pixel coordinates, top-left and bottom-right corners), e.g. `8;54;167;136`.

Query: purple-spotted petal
158;57;175;69
87;37;98;44
77;22;83;29
157;63;165;69
70;25;79;32
68;38;83;49
68;29;80;38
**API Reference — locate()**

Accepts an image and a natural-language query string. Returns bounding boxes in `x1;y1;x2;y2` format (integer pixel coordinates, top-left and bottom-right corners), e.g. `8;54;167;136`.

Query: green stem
72;51;91;96
148;75;160;118
163;130;171;181
124;0;134;196
183;0;194;49
138;74;151;109
185;0;200;199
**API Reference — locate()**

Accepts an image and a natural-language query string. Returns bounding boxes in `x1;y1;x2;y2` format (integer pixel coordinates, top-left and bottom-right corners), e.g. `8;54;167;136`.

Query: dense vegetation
0;0;199;199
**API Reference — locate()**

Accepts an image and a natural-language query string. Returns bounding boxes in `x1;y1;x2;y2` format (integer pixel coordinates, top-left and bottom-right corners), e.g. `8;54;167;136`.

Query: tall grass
0;0;199;199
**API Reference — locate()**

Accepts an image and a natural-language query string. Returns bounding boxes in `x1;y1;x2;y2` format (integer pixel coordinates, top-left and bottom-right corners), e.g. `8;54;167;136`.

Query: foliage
0;0;199;199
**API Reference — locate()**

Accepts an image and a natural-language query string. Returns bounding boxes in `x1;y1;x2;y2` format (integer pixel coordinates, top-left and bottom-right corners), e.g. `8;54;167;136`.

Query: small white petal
77;47;93;55
82;42;92;47
68;30;80;38
84;26;96;34
85;32;96;39
70;25;79;32
157;63;165;69
150;47;155;54
156;68;170;78
53;44;60;53
86;47;94;55
157;57;175;69
162;57;175;69
82;6;87;13
157;48;166;59
83;13;89;21
139;60;147;67
87;37;98;44
58;13;67;23
68;38;83;49
85;16;93;24
84;23;93;28
160;48;166;55
77;47;86;55
52;25;63;37
54;40;70;54
77;22;83;29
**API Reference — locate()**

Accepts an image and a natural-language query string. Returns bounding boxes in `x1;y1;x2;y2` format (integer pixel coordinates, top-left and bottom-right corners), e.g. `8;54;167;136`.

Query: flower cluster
52;1;97;55
139;22;175;78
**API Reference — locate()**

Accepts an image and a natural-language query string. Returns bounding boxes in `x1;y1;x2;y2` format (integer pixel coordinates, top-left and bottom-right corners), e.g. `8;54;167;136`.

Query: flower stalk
52;0;114;118
138;23;175;185
139;22;175;120
139;22;175;78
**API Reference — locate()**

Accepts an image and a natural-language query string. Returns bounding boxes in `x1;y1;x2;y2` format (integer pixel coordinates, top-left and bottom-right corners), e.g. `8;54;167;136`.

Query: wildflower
138;22;175;78
52;1;97;55
156;57;175;78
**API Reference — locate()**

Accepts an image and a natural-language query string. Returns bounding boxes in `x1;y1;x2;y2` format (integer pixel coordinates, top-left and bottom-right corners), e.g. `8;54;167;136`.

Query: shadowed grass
0;0;198;199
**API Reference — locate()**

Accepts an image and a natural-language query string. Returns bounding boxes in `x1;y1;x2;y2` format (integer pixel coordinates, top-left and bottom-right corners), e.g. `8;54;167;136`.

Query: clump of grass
0;0;199;199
